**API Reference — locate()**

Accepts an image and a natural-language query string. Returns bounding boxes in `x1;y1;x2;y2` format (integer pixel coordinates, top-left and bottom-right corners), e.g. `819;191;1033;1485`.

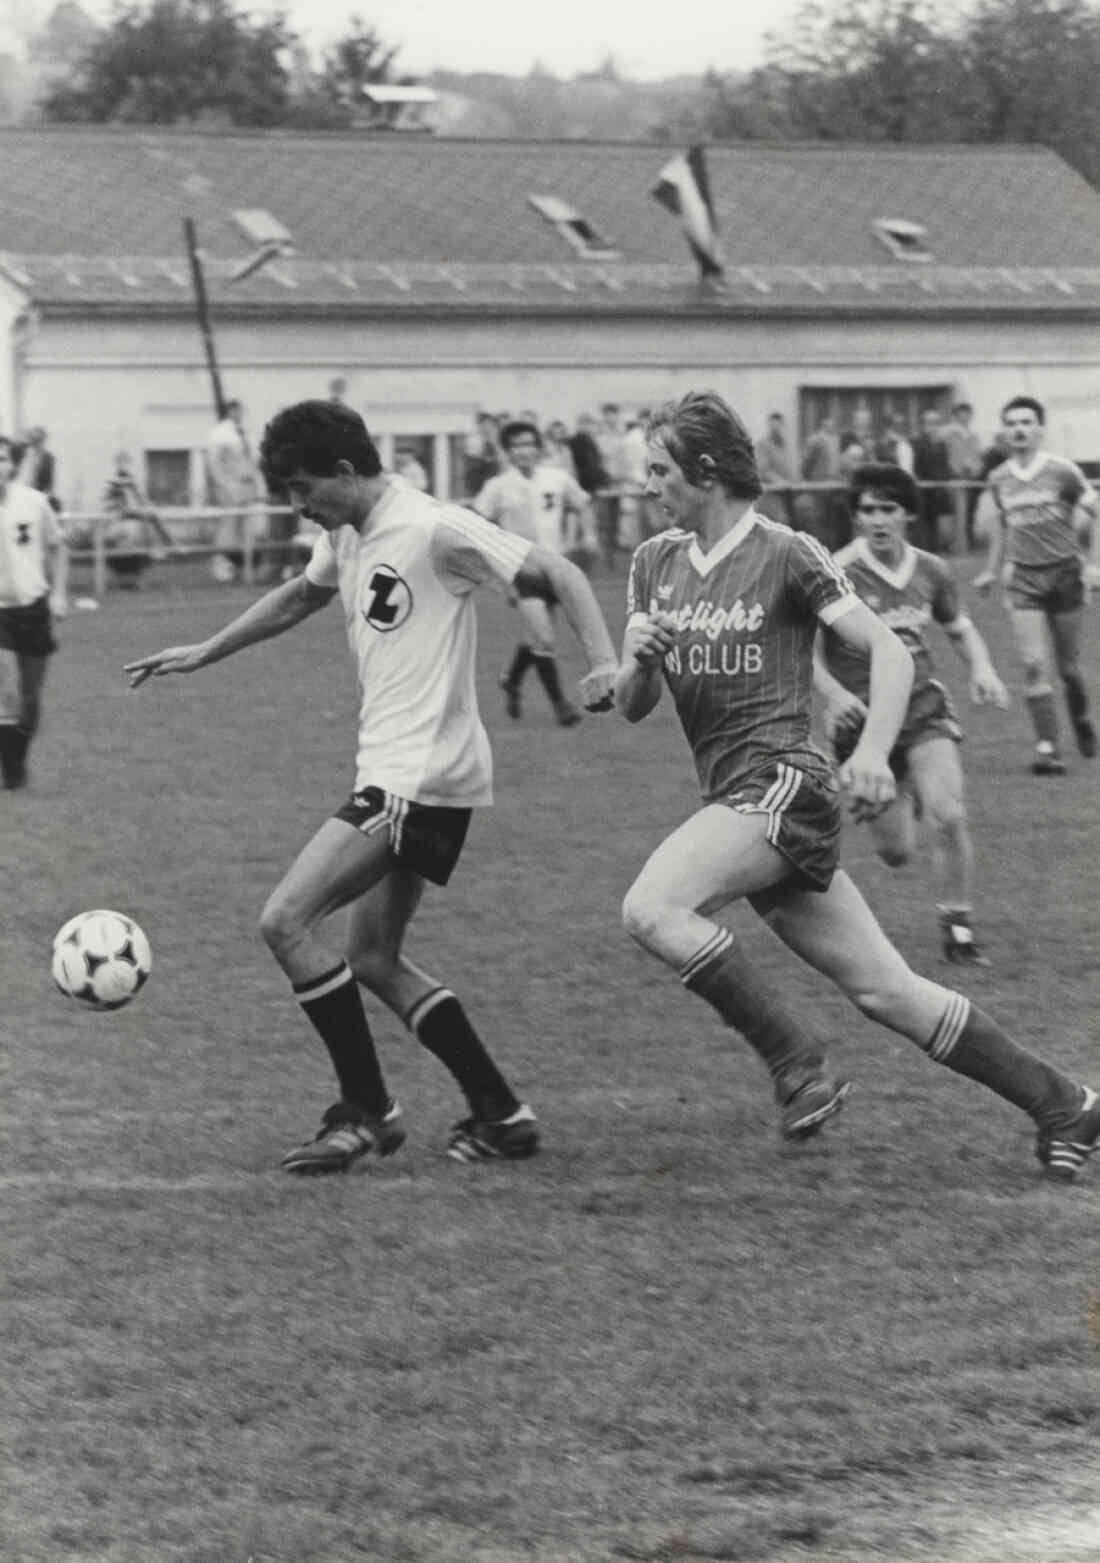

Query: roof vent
873;218;933;263
232;209;293;246
357;84;438;133
529;195;620;260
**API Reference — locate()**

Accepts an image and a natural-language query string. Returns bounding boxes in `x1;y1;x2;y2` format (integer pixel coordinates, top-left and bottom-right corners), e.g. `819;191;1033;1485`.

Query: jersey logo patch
15;523;31;546
362;565;413;632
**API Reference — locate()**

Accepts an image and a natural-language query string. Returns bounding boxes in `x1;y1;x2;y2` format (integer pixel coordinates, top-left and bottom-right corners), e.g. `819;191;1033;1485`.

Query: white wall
20;308;1100;509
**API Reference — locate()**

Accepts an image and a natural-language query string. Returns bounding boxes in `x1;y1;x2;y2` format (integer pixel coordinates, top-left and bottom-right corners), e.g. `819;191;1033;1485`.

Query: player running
614;391;1099;1182
814;464;1008;966
975;395;1097;775
474;419;597;727
127;400;619;1174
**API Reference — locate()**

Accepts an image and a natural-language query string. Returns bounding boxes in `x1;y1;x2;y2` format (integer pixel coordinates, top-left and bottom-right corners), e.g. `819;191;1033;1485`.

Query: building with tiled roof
1;126;1098;509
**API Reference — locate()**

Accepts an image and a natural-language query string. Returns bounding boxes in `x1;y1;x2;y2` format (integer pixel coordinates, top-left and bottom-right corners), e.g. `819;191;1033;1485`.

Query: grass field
4;552;1099;1563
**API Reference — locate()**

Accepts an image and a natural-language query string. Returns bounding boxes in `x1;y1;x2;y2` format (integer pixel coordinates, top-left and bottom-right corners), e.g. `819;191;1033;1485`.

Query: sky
60;0;808;80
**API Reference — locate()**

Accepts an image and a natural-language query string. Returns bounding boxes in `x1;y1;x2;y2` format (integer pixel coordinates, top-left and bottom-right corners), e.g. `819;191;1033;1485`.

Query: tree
41;0;295;125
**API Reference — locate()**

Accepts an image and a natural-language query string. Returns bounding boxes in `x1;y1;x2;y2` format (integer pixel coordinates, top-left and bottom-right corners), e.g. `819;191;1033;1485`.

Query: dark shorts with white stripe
718;760;841;893
332;786;472;886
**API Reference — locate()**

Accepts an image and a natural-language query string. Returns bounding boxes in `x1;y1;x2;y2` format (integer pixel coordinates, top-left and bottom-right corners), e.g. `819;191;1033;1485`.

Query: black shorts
0;596;57;657
834;680;962;782
332;786;471;886
1005;558;1085;614
719;760;841;892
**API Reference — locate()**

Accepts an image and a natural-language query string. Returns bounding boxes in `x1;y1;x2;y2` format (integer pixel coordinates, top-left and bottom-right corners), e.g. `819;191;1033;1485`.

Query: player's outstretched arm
516;547;619;710
614;611;676;723
125;574;336;688
827;600;913;821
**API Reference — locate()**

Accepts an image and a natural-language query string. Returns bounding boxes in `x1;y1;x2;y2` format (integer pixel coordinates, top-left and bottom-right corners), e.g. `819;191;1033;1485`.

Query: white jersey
305;480;531;806
0;483;62;608
474;462;588;554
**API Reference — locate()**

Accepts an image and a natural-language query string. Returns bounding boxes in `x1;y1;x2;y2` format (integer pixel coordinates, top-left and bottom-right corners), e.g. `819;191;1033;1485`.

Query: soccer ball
51;909;152;1010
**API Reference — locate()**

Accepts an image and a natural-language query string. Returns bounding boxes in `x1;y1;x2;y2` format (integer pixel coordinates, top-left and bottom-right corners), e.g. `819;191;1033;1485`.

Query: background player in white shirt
613;392;1099;1182
0;434;68;789
475;420;596;727
814;464;1008;966
974;395;1097;774
127;400;619;1174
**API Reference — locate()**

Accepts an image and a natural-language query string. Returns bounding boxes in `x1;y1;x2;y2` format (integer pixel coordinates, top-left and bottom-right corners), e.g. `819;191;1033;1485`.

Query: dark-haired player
814;464;1008;965
474;419;595;726
614;390;1099;1182
975;395;1097;774
127;399;619;1174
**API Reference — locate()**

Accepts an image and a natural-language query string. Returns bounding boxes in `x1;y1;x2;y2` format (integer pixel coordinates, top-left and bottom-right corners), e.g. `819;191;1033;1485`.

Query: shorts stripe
680;927;734;987
927;991;971;1062
759;763;803;848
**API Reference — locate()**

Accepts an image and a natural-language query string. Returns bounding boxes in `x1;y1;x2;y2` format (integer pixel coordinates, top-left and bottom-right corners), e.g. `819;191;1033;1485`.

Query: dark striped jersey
626;510;856;800
986;453;1094;568
825;538;958;703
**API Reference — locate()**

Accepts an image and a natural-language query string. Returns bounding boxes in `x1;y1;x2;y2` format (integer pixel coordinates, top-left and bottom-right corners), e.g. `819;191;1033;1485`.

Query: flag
227;240;293;284
651;145;725;279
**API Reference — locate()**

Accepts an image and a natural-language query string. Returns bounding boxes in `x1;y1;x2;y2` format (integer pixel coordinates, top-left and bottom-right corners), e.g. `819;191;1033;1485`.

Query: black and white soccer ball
51;909;152;1010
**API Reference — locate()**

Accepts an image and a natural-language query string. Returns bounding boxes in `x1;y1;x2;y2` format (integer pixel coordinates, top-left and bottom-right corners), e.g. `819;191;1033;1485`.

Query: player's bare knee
258;893;302;958
846;974;912;1027
621;884;665;950
346;944;398;994
1022;659;1046;689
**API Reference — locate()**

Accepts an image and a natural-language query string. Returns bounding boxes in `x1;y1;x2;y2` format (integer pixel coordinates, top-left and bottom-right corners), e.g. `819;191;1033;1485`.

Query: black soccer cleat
552;700;582;728
1031;742;1067;776
1035;1088;1100;1183
779;1077;852;1142
281;1099;405;1175
446;1103;539;1162
941;915;991;968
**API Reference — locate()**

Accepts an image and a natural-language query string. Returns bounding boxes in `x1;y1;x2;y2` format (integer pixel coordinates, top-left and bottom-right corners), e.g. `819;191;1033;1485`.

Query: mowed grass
3;553;1099;1563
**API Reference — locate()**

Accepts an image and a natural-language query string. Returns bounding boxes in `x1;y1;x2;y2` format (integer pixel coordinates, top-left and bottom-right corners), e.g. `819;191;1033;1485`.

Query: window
144;450;192;508
528;195;620;260
232;209;293;247
798;387;953;449
872;218;933;263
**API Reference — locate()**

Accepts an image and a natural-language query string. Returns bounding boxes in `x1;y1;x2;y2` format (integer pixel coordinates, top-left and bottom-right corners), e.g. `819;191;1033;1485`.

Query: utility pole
183;216;226;420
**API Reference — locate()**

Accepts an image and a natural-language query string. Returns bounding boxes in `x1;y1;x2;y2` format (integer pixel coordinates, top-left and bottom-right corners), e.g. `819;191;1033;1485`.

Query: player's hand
838;741;896;823
124;643;209;688
969;669;1009;708
825;694;868;745
49;592;69;620
626;611;677;669
580;663;618;712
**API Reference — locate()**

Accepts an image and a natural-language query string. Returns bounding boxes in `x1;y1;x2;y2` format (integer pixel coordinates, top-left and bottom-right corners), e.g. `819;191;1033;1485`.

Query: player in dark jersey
614;391;1099;1182
975;395;1097;774
814;465;1008;966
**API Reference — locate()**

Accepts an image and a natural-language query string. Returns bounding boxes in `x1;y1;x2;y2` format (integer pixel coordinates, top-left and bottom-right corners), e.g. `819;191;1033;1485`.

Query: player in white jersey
975;395;1097;774
475;420;596;726
0;435;68;789
814;464;1008;966
127;400;619;1174
614;392;1099;1181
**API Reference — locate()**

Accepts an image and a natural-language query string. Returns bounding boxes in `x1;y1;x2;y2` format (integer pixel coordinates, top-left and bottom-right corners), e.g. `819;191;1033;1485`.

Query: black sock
681;927;829;1099
505;644;534;688
924;994;1079;1126
532;654;564;705
1063;671;1090;724
0;724;20;785
406;988;519;1120
293;961;390;1118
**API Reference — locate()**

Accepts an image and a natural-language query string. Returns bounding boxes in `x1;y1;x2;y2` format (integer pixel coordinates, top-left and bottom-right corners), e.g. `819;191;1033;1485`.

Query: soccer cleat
1073;717;1097;758
1031;742;1066;776
779;1077;852;1142
1035;1088;1100;1183
281;1099;405;1175
553;700;582;728
941;916;991;968
499;675;522;721
446;1103;539;1162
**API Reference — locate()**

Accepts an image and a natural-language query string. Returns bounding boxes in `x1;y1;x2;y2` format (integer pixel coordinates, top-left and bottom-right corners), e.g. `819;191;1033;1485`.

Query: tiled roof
2;128;1099;314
